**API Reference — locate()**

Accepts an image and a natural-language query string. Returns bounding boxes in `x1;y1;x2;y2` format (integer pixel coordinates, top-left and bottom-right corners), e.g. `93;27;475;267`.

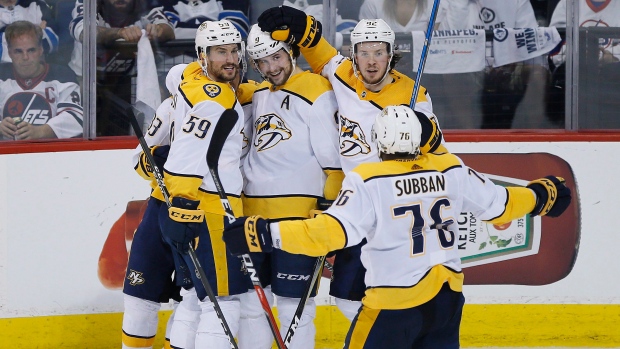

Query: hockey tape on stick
409;0;441;110
206;109;286;349
119;91;239;349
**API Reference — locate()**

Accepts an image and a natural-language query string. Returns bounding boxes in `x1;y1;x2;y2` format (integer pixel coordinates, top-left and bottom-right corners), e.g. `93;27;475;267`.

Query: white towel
134;30;161;132
491;27;562;67
412;29;486;74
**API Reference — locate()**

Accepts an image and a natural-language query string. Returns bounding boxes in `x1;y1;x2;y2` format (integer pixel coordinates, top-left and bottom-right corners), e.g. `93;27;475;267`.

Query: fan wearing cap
223;105;572;349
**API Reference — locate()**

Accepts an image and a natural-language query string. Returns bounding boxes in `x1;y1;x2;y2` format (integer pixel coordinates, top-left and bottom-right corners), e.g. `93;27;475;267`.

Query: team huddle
124;5;572;349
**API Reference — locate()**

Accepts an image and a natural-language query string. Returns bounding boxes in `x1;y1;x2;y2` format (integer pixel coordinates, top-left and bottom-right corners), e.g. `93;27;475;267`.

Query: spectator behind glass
0;20;83;140
547;0;620;128
68;0;174;136
359;0;449;32
0;0;59;63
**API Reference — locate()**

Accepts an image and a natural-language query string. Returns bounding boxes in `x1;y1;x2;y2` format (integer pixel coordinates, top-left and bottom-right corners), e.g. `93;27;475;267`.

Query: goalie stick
118;91;239;349
205;109;286;349
409;0;441;110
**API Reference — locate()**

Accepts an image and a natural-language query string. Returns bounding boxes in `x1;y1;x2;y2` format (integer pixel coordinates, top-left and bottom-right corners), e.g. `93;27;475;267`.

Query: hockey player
222;104;572;349
237;24;341;349
257;6;445;321
0;21;82;140
158;19;248;349
122;63;187;349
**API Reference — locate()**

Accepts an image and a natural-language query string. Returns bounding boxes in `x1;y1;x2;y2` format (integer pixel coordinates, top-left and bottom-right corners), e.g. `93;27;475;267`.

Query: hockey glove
223;215;273;256
161;197;204;254
526;176;571;217
257;6;322;48
138;145;170;178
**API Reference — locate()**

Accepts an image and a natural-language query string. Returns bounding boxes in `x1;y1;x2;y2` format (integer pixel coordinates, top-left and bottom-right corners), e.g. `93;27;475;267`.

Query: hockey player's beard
265;63;293;87
208;63;238;83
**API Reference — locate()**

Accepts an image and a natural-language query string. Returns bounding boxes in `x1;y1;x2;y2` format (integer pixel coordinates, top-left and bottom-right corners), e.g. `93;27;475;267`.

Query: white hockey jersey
243;71;340;218
0;63;82;139
272;152;537;309
301;38;444;174
549;0;620;64
163;61;245;209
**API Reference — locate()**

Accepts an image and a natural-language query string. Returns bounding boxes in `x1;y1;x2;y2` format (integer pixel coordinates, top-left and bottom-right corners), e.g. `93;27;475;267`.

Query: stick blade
206;109;239;168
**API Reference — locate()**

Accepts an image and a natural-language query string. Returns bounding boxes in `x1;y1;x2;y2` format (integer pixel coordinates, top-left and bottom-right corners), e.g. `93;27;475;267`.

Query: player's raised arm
257;5;337;75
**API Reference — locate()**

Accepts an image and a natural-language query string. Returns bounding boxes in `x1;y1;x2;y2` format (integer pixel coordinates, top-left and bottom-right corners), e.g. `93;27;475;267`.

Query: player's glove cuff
527;176;571;217
223;215;273;255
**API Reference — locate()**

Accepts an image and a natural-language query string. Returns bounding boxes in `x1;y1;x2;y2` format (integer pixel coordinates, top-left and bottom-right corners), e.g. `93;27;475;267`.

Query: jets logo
339;116;371;156
203;84;221;98
479;7;495;24
3;92;52;125
126;269;145;286
254;113;292;151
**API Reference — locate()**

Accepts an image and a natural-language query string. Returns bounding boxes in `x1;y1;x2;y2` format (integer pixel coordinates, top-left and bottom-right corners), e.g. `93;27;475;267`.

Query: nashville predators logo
254;113;292;151
126;269;145;286
203;84;221;98
340;116;371;156
241;129;249;150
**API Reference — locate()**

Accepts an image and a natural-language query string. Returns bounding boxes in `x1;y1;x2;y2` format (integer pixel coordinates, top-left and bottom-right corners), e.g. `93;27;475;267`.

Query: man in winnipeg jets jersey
237;24;341;349
159;19;248;349
122;63;187;349
437;0;541;129
0;21;82;140
69;0;175;76
549;0;620;65
223;105;572;349
69;0;174;135
258;7;445;321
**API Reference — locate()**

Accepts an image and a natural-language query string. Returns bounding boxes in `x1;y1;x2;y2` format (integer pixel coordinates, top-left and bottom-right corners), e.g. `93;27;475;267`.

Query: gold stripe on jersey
489;187;536;224
204;212;231;295
270;71;334;104
300;37;338;75
324;169;345;200
277;213;347;256
163;170;203;202
237;80;259;106
122;331;155;348
363;265;463;310
347;307;379;349
178;72;237;110
353;154;461;182
243;195;318;219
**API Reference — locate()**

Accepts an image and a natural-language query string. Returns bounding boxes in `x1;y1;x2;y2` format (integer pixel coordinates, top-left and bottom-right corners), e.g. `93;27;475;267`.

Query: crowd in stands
0;0;617;139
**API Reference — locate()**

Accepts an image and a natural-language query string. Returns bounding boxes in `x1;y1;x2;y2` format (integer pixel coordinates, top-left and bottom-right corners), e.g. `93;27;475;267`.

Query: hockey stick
205;109;286;349
121;94;239;349
409;0;441;110
282;254;325;347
